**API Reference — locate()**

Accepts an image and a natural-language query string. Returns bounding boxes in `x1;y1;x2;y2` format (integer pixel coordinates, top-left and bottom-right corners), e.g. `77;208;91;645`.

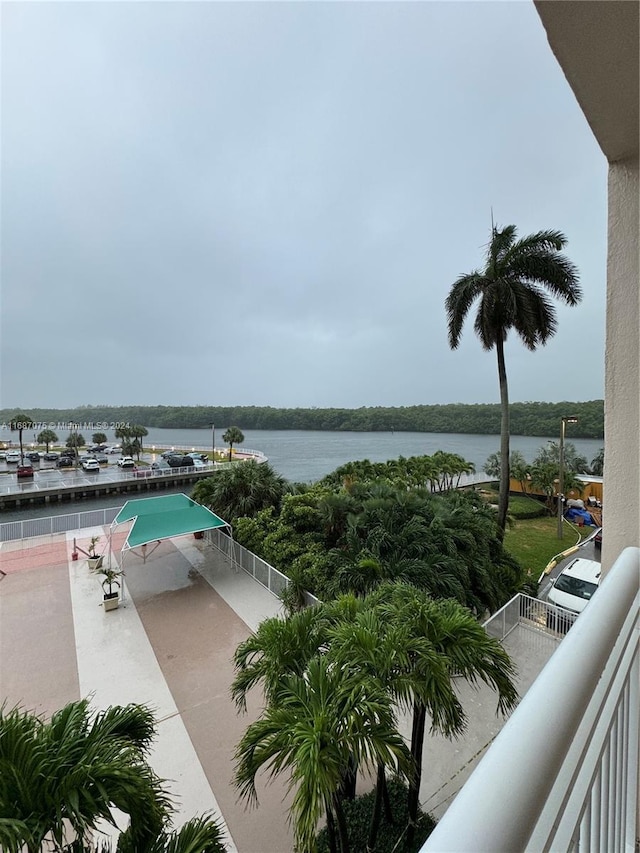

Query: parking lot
0;452;213;495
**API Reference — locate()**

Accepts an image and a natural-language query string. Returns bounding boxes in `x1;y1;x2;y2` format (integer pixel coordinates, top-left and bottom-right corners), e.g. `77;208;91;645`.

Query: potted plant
87;536;103;570
91;563;124;611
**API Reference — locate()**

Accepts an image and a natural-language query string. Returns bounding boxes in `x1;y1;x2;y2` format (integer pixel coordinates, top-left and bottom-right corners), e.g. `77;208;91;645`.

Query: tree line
1;400;603;438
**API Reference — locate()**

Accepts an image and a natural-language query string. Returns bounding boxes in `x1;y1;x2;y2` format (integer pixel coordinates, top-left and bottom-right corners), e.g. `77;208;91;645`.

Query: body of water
140;427;603;484
0;428;603;522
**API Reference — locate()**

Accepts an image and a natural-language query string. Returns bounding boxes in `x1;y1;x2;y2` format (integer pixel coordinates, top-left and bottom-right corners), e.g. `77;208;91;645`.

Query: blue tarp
565;507;595;525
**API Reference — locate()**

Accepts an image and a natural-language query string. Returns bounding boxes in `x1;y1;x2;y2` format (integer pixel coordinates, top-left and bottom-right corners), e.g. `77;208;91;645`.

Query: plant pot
88;556;103;570
193;531;204;540
103;592;119;611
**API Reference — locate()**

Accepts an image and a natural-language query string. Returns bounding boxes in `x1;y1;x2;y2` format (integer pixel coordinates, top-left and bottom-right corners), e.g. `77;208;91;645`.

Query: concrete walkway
1;526;562;848
0;528;293;853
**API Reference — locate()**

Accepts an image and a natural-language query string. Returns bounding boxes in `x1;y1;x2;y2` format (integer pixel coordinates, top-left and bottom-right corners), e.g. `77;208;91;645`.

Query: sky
0;0;608;410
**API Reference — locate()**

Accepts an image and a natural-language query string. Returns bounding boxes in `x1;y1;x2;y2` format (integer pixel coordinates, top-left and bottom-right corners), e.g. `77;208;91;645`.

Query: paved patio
0;529;562;849
0;528;293;853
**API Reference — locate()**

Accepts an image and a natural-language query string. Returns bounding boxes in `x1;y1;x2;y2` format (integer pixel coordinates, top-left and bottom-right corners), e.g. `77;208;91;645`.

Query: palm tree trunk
496;336;510;535
381;770;393;823
407;699;427;846
332;792;351;853
367;763;386;851
325;797;338;853
340;754;358;800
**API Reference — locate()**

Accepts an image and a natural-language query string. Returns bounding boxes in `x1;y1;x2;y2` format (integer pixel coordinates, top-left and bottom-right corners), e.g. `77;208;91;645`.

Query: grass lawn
504;515;591;579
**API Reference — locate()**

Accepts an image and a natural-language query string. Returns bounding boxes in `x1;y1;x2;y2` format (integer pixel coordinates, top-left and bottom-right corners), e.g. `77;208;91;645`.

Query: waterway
0;428;603;522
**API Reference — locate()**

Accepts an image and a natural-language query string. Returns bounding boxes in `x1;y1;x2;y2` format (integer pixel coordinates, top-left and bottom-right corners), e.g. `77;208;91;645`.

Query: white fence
205;528;322;607
206;527;291;600
0;506;123;542
422;547;640;853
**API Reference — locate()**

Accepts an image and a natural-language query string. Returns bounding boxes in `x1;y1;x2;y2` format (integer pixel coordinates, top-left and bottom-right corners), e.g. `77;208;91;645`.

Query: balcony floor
403;622;562;820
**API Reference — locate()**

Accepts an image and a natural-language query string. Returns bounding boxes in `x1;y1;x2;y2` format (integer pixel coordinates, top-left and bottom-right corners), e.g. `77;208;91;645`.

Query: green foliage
483;450;529;483
232;586;515;853
315;778;436;853
66;431;86;450
591;448;604;476
241;466;526;615
116;425;148;460
0;701;226;853
222;426;245;460
9;413;34;459
507;496;547;520
0;401;605;438
191;461;287;524
533;441;589;473
36;428;58;450
92;432;108;444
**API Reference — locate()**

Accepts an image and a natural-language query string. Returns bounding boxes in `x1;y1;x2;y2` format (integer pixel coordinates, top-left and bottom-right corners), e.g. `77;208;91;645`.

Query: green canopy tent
108;494;231;600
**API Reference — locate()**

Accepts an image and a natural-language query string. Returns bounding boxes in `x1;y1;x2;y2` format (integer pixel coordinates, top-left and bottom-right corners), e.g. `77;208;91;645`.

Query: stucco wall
602;157;639;572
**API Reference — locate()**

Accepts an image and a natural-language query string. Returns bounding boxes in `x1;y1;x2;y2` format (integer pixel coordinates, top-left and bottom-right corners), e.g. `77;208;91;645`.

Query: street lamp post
558;416;579;539
210;423;215;466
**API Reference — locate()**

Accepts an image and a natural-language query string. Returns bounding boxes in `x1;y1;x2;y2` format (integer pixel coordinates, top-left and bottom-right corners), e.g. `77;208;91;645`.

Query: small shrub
316;777;436;853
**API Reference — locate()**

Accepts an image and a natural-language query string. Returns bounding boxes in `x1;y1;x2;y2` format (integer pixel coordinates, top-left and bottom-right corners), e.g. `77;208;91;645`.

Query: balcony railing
421;546;639;852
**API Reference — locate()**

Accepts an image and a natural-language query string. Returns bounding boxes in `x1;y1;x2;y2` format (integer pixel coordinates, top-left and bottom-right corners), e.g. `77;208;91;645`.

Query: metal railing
483;592;581;640
206;527;292;601
421;546;640;853
0;506;124;542
146;446;268;461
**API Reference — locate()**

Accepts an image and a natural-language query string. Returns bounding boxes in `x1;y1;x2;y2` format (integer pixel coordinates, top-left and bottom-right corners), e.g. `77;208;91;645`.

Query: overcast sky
1;1;607;411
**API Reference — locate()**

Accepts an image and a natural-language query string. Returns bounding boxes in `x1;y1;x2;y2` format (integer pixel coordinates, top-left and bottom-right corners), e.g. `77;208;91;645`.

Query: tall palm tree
445;224;581;533
222;426;245;461
234;656;411;853
372;583;518;845
9;413;34;462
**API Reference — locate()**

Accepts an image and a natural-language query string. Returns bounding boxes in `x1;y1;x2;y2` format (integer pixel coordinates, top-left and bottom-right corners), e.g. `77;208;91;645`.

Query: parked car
17;461;34;478
187;452;208;462
166;455;194;468
117;456;136;468
151;460;171;471
43;451;60;461
0;451;6;460
161;450;183;460
90;445;108;453
547;557;601;632
191;458;206;468
94;453;109;464
57;456;74;468
106;446;122;454
26;451;41;462
6;451;21;463
81;458;100;472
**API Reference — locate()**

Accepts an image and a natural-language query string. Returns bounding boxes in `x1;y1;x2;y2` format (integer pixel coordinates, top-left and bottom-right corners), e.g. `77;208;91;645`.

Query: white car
106;446;122;454
118;456;136;468
547;557;601;631
6;451;21;463
191;458;207;468
81;458;100;472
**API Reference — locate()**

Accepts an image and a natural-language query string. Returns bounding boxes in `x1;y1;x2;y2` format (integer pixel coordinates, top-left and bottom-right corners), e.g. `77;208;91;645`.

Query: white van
548;557;601;615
